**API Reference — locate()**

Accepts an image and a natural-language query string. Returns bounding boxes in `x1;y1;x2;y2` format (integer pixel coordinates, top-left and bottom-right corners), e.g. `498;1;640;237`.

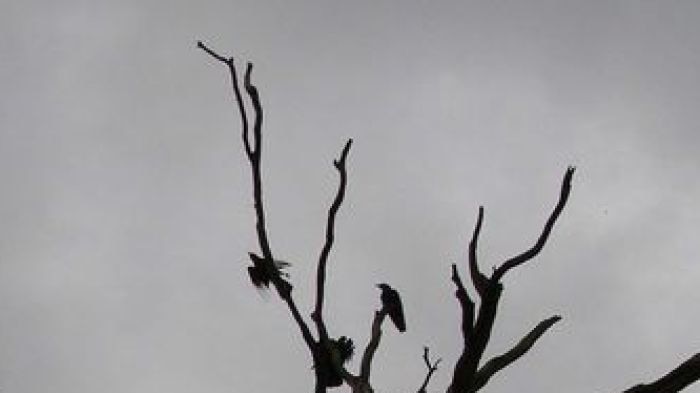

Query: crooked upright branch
449;167;574;393
313;139;353;340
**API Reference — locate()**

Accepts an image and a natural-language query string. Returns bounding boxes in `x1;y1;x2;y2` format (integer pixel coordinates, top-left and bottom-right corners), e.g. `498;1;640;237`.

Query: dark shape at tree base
313;336;355;388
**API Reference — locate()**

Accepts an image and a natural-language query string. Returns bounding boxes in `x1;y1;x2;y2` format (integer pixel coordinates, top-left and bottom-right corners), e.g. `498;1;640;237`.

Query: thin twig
469;206;489;296
417;346;442;393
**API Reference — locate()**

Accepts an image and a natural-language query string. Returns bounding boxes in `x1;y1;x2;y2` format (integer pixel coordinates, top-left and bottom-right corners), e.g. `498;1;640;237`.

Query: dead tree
198;42;700;393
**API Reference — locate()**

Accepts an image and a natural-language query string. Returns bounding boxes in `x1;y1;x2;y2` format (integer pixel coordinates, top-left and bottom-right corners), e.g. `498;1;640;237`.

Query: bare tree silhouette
197;42;700;393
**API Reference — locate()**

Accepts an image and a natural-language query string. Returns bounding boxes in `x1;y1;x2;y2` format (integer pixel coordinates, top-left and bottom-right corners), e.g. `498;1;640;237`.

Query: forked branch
492;166;575;282
449;168;573;393
417;347;442;393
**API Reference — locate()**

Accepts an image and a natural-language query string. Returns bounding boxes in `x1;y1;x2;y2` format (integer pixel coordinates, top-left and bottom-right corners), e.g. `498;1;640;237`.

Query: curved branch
313;139;353;341
469;206;489;295
417;346;442;393
493;167;575;282
623;353;700;393
244;62;262;156
197;41;252;157
451;264;475;344
360;309;387;382
473;315;561;391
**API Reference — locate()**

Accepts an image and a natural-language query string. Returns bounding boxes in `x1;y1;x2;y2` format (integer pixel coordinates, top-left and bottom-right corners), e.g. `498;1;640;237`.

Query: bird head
377;283;390;291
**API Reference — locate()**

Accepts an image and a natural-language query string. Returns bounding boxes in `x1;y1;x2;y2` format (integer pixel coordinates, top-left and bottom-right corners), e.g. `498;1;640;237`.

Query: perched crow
314;336;355;388
246;252;290;289
377;283;406;332
332;336;354;363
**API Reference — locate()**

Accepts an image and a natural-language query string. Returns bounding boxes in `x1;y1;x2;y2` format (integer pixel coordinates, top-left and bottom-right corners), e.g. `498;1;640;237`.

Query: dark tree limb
472;315;561;391
450;283;504;393
623;353;700;393
492;166;575;282
308;139;355;392
197;42;253;164
312;139;353;342
417;346;442;393
451;264;475;344
360;309;388;382
198;40;315;350
468;206;489;296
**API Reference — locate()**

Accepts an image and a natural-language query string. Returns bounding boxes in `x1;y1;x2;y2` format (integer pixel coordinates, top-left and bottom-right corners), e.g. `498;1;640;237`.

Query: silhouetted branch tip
469;206;489;295
492;167;575;282
197;40;230;63
245;62;253;79
418;346;442;393
334;139;353;168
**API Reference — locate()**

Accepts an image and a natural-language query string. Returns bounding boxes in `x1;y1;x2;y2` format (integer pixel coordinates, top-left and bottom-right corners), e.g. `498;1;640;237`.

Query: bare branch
360;309;388;382
623;353;700;393
197;41;253;157
451;281;504;391
244;62;262;157
313;139;353;341
469;206;489;296
451;264;475;344
492;167;575;282
197;40;227;62
472;315;561;391
417;346;442;393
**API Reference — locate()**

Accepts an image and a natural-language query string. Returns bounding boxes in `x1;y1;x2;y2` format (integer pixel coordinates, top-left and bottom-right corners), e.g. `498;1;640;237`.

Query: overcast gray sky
2;1;700;392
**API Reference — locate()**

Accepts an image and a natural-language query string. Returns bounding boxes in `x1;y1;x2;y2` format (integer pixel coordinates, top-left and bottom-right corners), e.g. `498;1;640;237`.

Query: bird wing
392;300;406;332
381;286;407;333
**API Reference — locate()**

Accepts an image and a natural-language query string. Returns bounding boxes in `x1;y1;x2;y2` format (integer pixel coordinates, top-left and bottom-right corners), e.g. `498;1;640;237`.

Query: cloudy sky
2;1;700;392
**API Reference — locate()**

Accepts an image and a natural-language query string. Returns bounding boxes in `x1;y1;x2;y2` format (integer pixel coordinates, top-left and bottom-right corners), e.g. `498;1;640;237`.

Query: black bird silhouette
314;335;355;388
377;283;406;332
247;252;290;289
332;336;354;363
